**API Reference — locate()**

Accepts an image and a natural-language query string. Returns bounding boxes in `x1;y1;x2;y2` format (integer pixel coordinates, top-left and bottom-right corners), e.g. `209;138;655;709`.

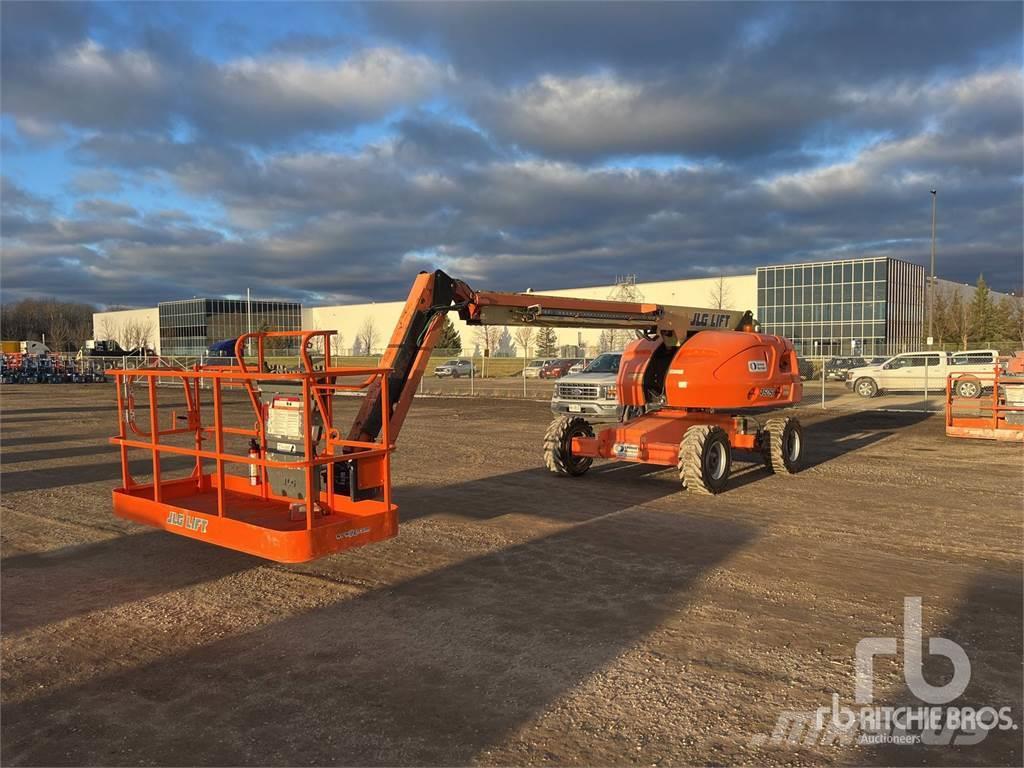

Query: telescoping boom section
108;270;803;563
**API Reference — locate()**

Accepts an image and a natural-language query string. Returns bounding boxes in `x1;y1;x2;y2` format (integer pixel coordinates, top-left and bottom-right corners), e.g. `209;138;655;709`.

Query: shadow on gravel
800;409;933;471
0;434;93;448
400;461;681;524
0;444;114;465
1;531;258;635
851;570;1023;768
1;455;194;493
1;490;758;765
0;405;116;416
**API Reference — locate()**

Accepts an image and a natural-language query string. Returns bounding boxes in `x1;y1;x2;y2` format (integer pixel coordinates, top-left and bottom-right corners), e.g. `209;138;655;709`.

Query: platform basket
944;364;1024;443
108;330;397;563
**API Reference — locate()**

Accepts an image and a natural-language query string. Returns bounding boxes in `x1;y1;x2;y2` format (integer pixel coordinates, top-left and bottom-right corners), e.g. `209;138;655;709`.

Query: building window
757;257;924;356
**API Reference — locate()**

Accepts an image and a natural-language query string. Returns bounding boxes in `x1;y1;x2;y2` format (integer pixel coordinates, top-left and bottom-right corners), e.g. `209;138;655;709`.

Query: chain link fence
12;342;1020;418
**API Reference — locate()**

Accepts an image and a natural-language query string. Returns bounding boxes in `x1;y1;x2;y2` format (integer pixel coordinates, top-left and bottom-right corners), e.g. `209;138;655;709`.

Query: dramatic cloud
469;71;832;161
0;1;1021;307
190;47;448;143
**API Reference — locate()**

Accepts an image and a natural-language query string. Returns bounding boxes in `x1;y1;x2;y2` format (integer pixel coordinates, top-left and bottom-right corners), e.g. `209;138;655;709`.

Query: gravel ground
1;384;1020;766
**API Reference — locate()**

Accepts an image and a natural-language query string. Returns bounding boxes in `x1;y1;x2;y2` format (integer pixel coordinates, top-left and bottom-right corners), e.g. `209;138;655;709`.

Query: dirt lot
1;384;1021;766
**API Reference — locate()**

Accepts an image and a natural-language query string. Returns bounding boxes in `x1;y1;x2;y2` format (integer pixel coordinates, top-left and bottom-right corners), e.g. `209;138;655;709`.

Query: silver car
434;359;475;378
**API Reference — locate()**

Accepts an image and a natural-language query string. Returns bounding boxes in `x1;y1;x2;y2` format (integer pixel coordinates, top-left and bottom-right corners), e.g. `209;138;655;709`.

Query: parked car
523;359;556;378
550;352;636;422
539;359;581;379
846;349;1000;398
796;357;815;381
824;356;867;381
434;359;475;378
568;359;592;374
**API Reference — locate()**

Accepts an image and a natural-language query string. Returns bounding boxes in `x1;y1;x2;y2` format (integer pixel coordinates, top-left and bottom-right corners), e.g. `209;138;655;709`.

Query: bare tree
512;326;535;358
121;319;155;351
306;328;343;363
707;275;732;309
474;324;500;356
1003;296;1024;349
358;317;380;356
98;317;119;342
47;315;73;353
931;285;951;345
71;318;93;351
946;290;974;350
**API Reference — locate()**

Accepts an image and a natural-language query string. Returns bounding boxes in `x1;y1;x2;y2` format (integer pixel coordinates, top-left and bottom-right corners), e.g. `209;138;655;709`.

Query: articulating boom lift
108;270;802;562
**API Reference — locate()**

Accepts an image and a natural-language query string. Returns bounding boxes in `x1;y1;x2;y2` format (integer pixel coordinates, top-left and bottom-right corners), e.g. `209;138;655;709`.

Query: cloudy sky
2;1;1021;308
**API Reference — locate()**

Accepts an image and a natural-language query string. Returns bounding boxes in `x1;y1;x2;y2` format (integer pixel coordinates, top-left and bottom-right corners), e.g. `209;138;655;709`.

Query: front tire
544;416;594;477
762;417;803;474
678;425;732;495
854;377;878;398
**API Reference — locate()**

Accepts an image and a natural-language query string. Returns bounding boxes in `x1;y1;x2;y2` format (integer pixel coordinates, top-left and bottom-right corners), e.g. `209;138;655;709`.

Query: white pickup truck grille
556;383;601;400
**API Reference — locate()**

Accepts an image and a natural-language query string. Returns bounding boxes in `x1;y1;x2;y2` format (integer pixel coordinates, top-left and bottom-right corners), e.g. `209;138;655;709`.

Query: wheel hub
705;442;727;480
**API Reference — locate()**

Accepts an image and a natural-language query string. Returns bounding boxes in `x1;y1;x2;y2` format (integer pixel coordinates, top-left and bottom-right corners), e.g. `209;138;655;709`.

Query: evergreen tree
536;327;559;357
437;316;462;354
947;290;973;350
496;327;516;357
970;275;996;342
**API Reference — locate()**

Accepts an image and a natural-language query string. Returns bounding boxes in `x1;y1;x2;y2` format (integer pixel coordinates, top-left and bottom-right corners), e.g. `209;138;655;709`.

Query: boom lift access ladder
108;270;803;562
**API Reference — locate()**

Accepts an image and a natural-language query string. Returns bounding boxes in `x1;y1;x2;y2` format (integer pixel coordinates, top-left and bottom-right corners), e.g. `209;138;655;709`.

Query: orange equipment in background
945;357;1024;442
109;270;804;562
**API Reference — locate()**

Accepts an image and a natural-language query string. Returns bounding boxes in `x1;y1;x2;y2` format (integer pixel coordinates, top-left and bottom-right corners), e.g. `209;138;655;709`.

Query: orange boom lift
108;270;803;562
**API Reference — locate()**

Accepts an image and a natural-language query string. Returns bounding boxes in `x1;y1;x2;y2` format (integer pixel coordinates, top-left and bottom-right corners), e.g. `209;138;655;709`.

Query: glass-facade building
158;298;302;356
757;257;925;356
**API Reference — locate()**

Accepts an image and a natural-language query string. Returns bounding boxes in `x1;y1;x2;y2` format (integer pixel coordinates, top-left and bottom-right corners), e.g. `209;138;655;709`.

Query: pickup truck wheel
955;377;982;399
544;415;594;477
762;417;803;474
678;425;731;495
854;377;878;398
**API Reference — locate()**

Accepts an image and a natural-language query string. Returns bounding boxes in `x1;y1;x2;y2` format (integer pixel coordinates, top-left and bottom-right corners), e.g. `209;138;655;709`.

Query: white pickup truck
846;349;1000;398
550;352;630;421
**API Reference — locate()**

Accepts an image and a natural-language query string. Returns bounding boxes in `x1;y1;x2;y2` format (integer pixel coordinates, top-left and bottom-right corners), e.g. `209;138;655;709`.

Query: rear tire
762;417;803;474
544;416;594;477
854;377;878;398
954;377;982;399
678;425;732;495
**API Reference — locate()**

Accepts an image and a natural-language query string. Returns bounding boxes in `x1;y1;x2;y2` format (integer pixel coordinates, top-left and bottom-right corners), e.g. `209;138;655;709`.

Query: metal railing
107;331;398;562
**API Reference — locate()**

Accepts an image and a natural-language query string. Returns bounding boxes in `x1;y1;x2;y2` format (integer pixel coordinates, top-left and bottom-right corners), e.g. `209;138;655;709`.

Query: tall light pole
246;287;252;357
927;189;937;343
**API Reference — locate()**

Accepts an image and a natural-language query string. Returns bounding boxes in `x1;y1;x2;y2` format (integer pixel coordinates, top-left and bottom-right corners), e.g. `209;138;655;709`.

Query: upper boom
347;270;754;443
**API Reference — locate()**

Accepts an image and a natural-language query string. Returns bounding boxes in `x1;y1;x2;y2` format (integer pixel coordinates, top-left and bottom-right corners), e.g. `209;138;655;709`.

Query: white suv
523;359;556;378
434;359;475;378
846;349;999;398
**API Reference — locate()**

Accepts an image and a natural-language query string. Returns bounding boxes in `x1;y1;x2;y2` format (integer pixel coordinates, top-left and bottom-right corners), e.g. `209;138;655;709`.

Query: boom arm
347;270;755;443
